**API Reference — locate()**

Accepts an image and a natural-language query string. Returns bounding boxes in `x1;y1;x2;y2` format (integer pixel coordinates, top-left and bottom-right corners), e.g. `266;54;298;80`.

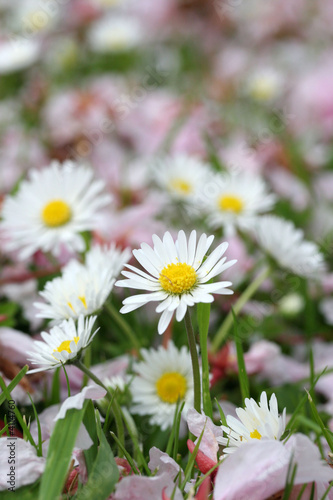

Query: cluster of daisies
1;159;332;498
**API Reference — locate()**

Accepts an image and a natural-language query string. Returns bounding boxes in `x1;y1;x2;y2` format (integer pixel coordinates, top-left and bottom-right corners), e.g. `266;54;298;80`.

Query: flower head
200;172;275;235
0;161;111;260
130;341;195;430
34;243;130;323
253;215;326;278
217;392;286;454
151;155;212;202
116;230;236;334
27;315;98;373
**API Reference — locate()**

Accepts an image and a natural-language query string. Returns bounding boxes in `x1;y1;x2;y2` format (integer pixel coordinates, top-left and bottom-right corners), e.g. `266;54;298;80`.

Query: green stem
211;266;271;353
62;365;71;398
75;359;125;457
184;310;201;413
104;301;141;352
197;303;213;419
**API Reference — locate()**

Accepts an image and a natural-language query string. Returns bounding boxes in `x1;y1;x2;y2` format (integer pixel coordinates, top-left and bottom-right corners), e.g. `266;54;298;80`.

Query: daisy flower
0;161;111;260
253;215;326;278
200;171;275;235
217;392;286;454
0;38;40;75
27;315;98;374
34;244;130;323
87;15;144;53
151;155;212;202
115;230;236;334
130;342;195;430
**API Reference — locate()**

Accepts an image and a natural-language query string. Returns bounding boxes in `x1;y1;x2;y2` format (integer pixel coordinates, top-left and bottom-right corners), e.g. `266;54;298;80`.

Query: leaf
80;414;119;499
0;365;29;406
38;402;88;500
83;401;99;475
233;309;250;402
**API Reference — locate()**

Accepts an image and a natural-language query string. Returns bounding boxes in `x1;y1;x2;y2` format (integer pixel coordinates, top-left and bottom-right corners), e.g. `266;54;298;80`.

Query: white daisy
151;155;212;202
115;230;236;334
217;392;286;454
130;341;195;430
199;171;275;235
0;161;111;260
253;215;326;278
0;38;40;74
34;243;130;323
27;315;98;374
245;68;283;102
87;15;144;53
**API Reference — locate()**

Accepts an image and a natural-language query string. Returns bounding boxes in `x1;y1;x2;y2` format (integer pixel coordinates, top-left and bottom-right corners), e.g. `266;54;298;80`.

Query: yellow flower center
159;263;197;294
42;200;72;227
250;429;262;440
169;178;192;195
54;336;80;354
67;296;87;313
250;78;276;101
156;372;187;404
218;194;244;214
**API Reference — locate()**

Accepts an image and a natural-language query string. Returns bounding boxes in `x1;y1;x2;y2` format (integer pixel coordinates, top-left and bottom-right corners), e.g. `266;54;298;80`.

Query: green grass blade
0;375;36;449
38;402;89;500
306;390;333;453
233;309;250;402
0;365;29;406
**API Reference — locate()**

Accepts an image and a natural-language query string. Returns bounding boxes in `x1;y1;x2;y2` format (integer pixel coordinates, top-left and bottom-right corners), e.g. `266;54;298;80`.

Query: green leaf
38;402;89;500
233;309;250;402
306;390;333;453
0;365;29;406
0;482;40;499
80;413;119;499
197;303;213;418
0;374;36;449
83;400;99;475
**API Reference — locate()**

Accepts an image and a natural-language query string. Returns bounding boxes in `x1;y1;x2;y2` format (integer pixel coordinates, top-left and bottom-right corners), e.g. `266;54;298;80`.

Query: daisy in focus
116;230;237;334
0;161;111;260
217;392;286;454
27;315;98;374
151;155;212;203
200;171;276;235
130;341;195;430
253;215;326;278
34;244;130;323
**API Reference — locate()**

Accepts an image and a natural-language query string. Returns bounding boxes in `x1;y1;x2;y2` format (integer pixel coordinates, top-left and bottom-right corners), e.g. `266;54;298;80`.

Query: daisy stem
184;310;201;414
62;365;71;398
75;359;125;457
104;301;141;353
211;266;271;353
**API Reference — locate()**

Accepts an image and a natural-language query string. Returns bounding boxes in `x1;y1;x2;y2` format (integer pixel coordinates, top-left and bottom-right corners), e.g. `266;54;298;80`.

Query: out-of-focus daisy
34;244;130;323
0;161;111;260
217;392;286;454
27;315;98;374
200;172;275;235
116;230;236;334
87;15;144;53
245;68;283;102
151;155;212;202
253;215;326;278
130;341;195;430
0;38;40;74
